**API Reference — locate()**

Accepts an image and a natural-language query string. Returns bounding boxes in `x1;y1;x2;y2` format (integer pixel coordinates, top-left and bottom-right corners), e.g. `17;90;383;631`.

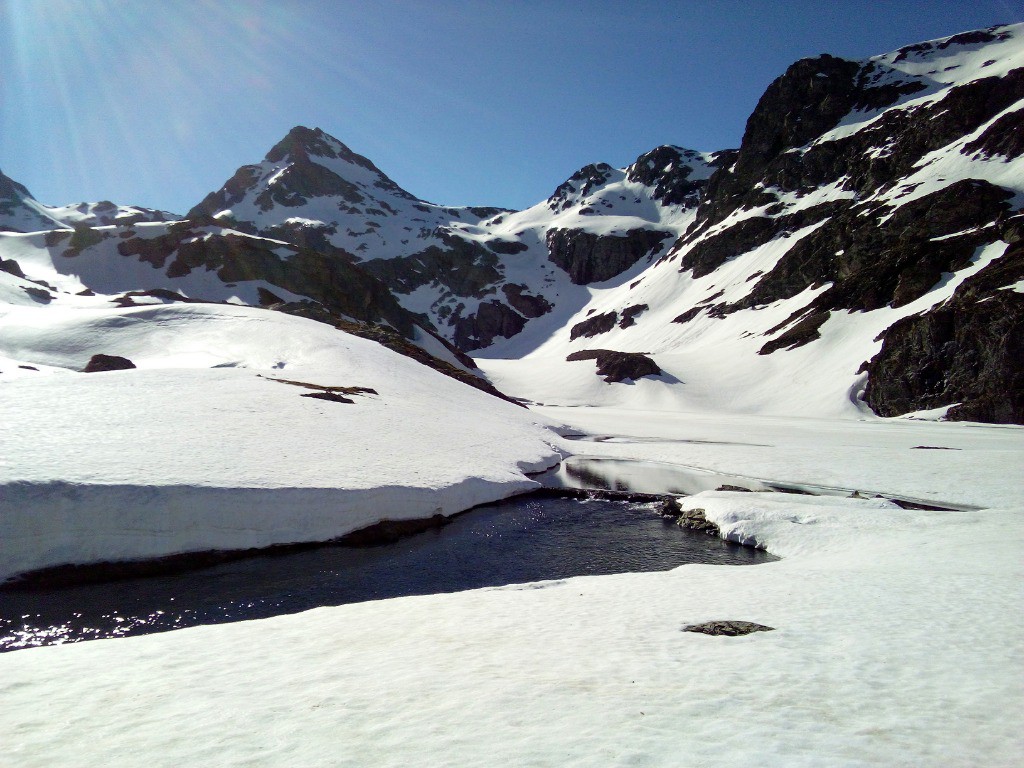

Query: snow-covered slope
0;184;560;581
0;296;560;581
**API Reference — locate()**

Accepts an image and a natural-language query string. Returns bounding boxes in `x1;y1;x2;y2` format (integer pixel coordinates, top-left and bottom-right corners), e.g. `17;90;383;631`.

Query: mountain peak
265;126;380;176
0;168;33;202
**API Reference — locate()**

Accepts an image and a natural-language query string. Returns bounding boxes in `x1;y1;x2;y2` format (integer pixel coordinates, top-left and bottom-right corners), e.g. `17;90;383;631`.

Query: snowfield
1;406;1021;767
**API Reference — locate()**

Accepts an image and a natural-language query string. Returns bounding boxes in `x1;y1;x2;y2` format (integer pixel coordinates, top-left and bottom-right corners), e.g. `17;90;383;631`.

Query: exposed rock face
670;507;722;537
189;127;415;222
501;283;551;319
566;349;661;383
83;354;136;373
6;27;1024;422
759;311;830;355
547;163;616;213
618;304;648;329
116;223;418;337
0;170;41;232
546;227;672;284
0;257;25;278
864;240;1024;423
361;231;502;298
1;169;172;232
186;124;715;351
452;300;528;351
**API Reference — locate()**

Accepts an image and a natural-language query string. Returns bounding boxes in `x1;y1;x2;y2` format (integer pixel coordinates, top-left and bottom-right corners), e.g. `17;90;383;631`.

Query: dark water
0;495;774;652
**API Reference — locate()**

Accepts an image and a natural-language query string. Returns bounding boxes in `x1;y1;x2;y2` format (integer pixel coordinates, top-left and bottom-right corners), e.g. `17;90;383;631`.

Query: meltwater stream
0;492;774;652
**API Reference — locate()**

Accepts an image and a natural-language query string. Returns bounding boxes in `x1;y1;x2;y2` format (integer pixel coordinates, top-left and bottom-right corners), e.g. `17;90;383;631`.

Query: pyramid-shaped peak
265;126;378;174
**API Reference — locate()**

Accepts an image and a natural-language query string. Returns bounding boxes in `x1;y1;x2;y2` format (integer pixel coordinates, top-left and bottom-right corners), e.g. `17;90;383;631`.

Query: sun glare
2;0;387;210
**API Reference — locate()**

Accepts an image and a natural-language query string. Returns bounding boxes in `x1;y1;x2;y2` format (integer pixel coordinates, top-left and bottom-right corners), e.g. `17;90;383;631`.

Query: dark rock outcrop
361;231;502;298
566;349;661;383
188;126;416;221
570;311;618;340
547;227;672;284
0;257;25;278
451;300;527;351
758;311;830;355
864;266;1024;423
618;304;648;328
672;507;722;537
547;163;615;212
501;283;551;318
644;32;1024;422
625;146;710;206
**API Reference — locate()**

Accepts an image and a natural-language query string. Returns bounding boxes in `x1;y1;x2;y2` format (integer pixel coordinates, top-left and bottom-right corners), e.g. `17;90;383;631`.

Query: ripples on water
0;496;774;651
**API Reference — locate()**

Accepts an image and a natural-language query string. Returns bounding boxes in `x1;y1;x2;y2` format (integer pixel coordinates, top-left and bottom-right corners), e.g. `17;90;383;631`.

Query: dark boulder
682;621;775;636
83;354;136;373
673;507;722;536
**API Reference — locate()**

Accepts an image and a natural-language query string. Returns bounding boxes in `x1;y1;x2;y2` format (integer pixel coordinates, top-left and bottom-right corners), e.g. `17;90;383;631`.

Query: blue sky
2;0;1021;214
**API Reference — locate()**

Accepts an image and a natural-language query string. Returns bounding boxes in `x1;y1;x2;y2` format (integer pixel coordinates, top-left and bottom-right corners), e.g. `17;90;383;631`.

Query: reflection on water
0;496;775;652
540;456;972;510
537;456;773;495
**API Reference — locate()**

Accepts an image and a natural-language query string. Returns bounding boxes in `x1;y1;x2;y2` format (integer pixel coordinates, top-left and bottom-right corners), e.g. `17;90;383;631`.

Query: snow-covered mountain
476;23;1023;424
177;24;1023;423
188;126;725;350
1;23;1021;425
0;177;506;398
0;170;174;233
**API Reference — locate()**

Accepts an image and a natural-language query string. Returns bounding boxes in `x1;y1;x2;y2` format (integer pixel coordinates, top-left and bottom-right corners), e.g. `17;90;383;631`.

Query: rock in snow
81;353;136;372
